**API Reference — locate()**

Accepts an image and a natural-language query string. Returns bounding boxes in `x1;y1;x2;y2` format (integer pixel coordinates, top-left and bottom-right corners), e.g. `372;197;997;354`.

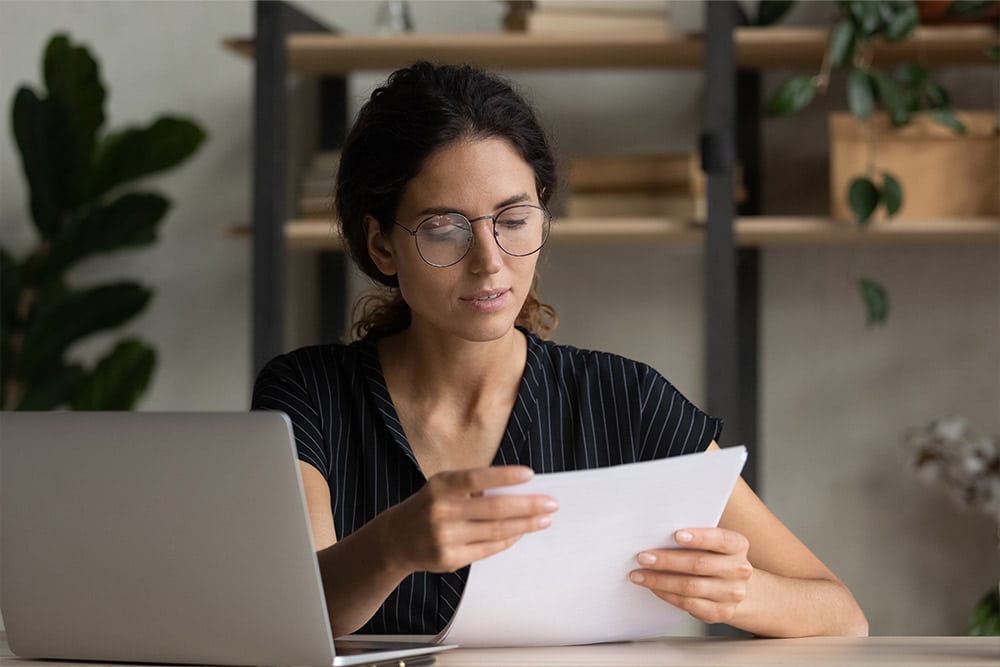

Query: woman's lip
460;288;510;301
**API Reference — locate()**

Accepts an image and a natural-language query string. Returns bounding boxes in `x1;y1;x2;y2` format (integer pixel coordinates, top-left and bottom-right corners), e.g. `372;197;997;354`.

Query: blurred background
1;0;997;636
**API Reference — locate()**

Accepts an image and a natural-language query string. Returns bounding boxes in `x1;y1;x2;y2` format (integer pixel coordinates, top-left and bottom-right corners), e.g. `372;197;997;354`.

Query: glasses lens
494;206;549;257
414;214;473;267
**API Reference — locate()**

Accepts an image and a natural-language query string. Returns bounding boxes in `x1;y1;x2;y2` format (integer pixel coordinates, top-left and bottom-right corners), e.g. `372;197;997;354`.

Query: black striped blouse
251;329;722;635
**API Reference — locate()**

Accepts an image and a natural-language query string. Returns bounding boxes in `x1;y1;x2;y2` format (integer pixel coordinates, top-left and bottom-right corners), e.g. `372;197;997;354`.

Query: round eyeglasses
393;204;552;268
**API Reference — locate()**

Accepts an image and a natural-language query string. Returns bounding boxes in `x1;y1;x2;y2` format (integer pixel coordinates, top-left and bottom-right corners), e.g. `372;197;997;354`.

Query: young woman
252;62;868;640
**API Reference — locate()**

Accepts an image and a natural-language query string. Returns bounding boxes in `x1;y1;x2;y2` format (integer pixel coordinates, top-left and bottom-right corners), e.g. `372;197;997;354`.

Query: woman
252;62;868;639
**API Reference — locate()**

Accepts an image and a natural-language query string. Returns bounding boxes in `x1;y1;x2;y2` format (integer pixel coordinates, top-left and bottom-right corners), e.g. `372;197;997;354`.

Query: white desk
2;632;997;667
436;635;998;666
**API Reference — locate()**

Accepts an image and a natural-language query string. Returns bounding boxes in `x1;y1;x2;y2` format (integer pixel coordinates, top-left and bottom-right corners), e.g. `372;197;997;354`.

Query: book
526;9;672;36
566;191;706;219
532;0;671;16
297;150;339;216
567;152;701;193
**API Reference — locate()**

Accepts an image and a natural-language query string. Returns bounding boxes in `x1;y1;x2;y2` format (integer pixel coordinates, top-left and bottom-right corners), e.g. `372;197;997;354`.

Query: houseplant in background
763;0;1000;324
1;34;206;410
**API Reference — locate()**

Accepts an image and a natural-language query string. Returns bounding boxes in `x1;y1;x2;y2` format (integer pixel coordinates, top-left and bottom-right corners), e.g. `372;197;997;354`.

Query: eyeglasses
393;204;552;268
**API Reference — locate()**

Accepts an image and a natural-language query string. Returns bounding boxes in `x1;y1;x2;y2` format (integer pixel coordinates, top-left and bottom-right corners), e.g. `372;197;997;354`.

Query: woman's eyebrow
416;193;532;218
494;193;531;209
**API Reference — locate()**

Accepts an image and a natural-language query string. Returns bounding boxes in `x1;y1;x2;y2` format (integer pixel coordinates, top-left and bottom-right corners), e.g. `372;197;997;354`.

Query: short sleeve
251;352;329;477
636;365;722;459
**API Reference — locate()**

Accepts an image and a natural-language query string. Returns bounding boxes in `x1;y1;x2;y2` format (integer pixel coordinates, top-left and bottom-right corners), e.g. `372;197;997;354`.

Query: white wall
1;0;997;636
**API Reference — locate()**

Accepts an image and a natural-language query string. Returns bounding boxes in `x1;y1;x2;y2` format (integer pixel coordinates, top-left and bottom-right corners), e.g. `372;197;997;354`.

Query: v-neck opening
357;328;541;475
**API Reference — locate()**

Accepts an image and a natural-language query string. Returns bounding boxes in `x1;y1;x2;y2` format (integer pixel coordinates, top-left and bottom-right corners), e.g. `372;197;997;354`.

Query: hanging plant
762;0;989;325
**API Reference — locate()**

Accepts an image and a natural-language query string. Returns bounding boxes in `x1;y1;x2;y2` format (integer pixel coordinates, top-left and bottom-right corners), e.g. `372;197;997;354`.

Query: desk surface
436;636;999;667
2;632;997;667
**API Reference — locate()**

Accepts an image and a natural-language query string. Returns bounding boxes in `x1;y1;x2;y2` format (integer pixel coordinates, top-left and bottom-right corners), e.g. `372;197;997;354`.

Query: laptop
0;411;455;666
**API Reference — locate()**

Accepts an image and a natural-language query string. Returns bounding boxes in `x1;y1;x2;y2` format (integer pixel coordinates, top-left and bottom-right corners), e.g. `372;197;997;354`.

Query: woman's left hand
629;527;754;625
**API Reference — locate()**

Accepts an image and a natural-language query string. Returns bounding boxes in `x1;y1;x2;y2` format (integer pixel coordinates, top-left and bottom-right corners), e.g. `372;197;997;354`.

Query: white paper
435;446;747;647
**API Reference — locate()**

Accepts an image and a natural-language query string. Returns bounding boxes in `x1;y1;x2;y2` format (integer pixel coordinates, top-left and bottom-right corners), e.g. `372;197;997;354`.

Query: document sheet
435;446;747;647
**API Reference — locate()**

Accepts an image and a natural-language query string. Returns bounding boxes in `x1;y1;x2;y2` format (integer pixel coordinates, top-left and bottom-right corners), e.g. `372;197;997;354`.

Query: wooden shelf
227;217;1000;250
224;26;998;73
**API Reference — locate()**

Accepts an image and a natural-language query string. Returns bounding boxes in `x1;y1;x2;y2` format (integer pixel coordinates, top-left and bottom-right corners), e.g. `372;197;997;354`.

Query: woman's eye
497;218;528;229
420;217;467;237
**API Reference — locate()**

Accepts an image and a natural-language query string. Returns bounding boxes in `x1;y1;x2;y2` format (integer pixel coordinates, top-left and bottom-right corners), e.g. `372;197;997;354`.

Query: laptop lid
0;412;450;667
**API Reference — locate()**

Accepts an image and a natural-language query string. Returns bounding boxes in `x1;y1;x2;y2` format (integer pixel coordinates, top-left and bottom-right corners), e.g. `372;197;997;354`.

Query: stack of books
297;150;339;220
524;0;672;37
565;152;707;219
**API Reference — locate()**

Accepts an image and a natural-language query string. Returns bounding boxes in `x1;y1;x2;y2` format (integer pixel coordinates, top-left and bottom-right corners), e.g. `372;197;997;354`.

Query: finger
673;527;749;556
629;570;747;604
637;549;753;580
463;514;553;544
462;494;558;520
431;466;534;495
648;590;741;626
431;535;526;572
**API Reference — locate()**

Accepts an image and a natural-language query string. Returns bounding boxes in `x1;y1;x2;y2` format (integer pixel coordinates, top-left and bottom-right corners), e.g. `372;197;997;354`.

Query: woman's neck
376;324;527;414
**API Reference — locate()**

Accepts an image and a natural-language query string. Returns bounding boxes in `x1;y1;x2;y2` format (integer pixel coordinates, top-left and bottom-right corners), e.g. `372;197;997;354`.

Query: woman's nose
466;219;503;274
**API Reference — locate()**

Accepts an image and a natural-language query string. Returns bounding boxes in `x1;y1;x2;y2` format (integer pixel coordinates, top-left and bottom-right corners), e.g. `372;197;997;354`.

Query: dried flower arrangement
904;416;1000;635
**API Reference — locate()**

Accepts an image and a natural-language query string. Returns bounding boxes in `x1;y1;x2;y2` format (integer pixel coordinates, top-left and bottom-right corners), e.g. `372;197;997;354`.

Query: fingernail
629;572;645;584
542;500;559;512
637;552;656;565
515;467;534;481
536;515;552;528
676;530;693;543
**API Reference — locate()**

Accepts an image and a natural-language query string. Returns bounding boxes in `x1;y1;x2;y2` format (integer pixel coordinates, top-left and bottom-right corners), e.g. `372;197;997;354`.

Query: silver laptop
0;411;455;666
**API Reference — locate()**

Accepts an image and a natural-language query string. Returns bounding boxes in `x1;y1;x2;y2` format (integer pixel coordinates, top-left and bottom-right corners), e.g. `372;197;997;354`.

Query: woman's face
367;137;542;344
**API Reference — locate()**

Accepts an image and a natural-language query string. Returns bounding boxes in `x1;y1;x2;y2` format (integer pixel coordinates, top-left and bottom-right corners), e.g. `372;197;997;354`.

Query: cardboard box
829;111;999;221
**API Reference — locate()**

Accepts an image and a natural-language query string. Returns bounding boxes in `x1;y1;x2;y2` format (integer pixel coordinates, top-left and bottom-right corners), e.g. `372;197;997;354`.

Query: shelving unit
224;24;997;71
229;1;998;502
226;216;1000;250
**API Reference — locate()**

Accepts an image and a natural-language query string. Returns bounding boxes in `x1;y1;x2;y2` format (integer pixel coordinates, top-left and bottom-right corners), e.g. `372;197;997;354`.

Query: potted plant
762;0;999;324
1;34;206;410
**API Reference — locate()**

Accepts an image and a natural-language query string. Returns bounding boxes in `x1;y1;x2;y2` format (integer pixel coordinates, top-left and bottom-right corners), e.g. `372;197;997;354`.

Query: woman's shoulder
524;330;659;383
255;338;377;386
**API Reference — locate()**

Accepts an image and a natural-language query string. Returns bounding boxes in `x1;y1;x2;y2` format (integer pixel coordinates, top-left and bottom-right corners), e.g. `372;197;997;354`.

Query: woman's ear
365;216;398;277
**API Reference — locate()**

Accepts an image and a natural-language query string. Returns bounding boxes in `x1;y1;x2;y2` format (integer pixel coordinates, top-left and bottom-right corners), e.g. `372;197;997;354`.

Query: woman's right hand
380;465;558;574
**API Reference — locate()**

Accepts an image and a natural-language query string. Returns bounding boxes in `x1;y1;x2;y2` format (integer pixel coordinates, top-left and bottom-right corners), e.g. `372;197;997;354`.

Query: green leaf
846;69;877;119
829;18;857;68
858;277;889;325
765;75;817;116
947;0;997;19
0;247;20;328
11;88;79;238
15;362;88;411
884;2;918;42
968;586;1000;636
43;34;105;167
0;247;21;409
41;192;168;279
849;176;880;227
72;339;156;410
930;107;967;134
87;116;206;200
756;0;796;26
924;82;950;110
893;62;927;88
850;0;884;36
881;172;903;217
19;282;152;381
871;70;910;126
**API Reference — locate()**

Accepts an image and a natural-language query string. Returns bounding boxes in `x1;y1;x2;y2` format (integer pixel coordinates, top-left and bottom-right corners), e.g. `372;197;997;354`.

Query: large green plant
761;0;999;324
1;34;206;410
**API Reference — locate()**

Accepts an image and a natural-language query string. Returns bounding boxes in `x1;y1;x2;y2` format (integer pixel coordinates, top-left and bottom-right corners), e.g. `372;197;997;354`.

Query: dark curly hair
335;62;558;341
